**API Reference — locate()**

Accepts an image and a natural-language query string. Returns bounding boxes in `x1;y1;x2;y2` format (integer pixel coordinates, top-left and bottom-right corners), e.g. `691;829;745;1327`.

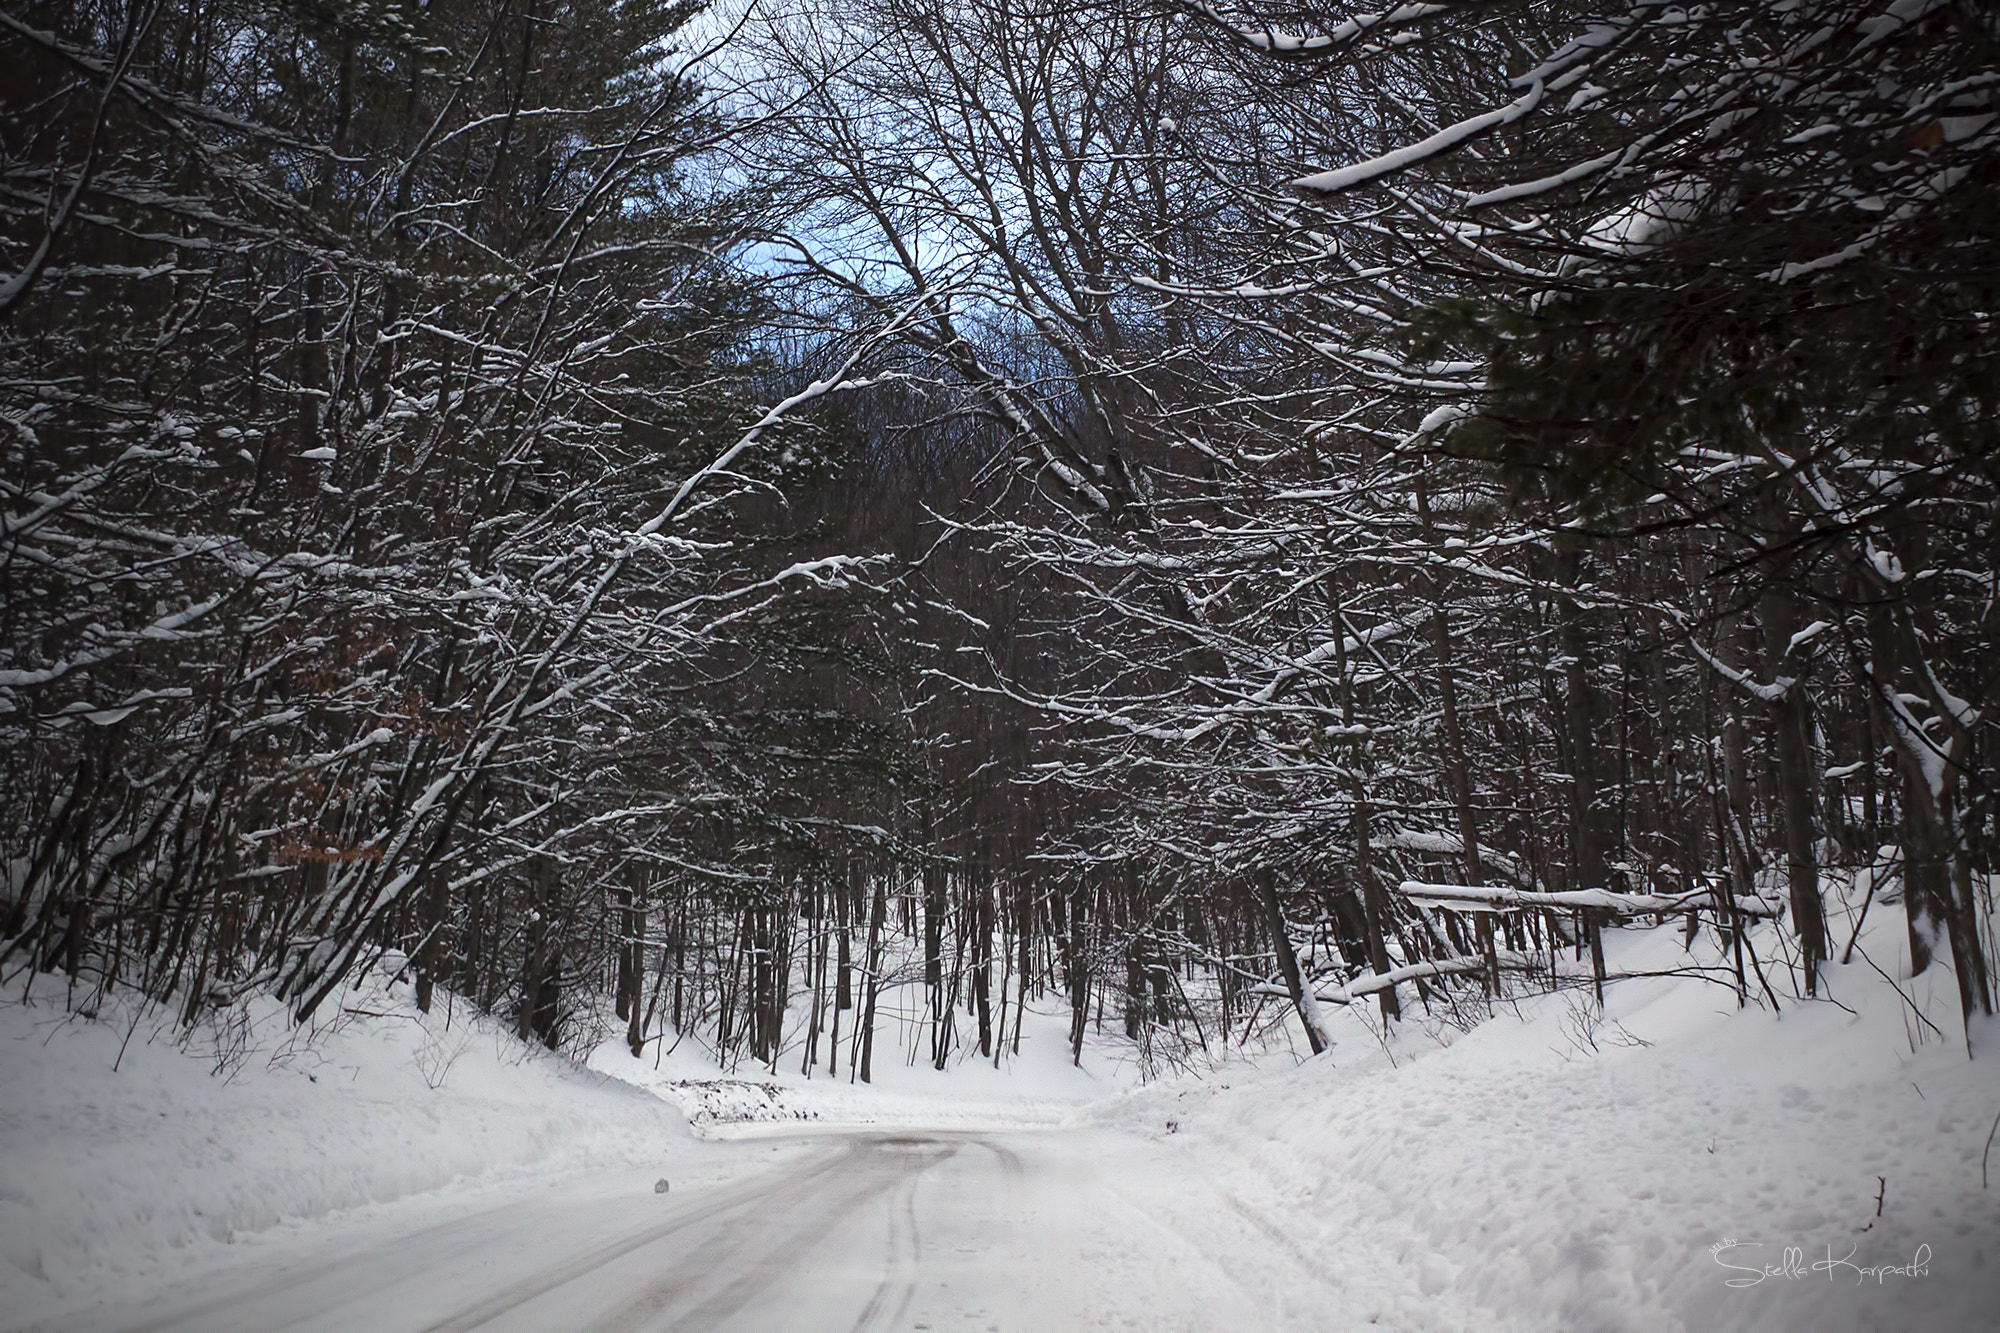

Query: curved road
55;1128;1312;1332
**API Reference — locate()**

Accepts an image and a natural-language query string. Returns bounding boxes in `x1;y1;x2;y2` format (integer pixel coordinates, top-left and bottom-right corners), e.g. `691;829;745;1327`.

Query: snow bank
0;972;691;1321
1106;908;1999;1332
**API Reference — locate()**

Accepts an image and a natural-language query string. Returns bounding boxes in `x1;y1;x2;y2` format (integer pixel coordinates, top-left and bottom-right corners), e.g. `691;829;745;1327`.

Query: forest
3;0;1995;1077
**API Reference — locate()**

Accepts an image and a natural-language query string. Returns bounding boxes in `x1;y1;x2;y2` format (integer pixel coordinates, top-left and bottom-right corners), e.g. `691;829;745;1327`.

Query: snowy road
49;1127;1307;1333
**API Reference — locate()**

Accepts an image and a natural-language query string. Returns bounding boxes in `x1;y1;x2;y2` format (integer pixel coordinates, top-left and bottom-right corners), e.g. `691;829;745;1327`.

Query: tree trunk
1418;483;1496;995
857;873;886;1083
973;860;994;1058
415;864;450;1015
1560;542;1610;1001
517;855;552;1044
1067;879;1089;1066
1014;871;1032;1054
1255;869;1334;1055
1328;595;1399;1023
624;870;645;1058
926;860;951;1071
1761;580;1828;993
614;876;635;1023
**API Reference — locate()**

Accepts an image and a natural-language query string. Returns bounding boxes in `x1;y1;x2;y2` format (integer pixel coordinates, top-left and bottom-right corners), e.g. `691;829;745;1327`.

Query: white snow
1293;83;1545;194
1099;907;2000;1331
4;901;1995;1331
0;972;694;1327
586;979;1147;1132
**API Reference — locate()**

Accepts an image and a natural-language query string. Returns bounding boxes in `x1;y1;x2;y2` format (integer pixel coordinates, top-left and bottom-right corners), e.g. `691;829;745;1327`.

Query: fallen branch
1399;881;1784;919
1249;953;1742;1007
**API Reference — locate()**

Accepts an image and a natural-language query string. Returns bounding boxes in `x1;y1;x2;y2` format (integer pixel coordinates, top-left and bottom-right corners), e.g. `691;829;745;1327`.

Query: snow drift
0;972;692;1326
1105;907;1999;1332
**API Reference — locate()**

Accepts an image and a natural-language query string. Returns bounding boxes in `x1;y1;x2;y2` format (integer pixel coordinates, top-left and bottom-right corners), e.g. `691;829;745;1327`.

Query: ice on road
44;1128;1311;1333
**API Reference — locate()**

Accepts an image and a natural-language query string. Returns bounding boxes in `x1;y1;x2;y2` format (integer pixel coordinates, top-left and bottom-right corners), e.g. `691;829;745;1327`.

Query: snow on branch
1251;951;1621;1006
1686;639;1793;703
1398;881;1783;919
1292;82;1544;194
1191;1;1469;58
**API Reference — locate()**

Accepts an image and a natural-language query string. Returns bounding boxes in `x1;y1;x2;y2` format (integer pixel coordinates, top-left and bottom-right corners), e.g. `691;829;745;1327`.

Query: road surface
45;1128;1330;1332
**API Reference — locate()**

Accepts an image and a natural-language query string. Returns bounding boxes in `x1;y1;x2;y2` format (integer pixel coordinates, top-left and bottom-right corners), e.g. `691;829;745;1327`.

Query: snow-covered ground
1101;910;2000;1331
0;965;1154;1330
0;973;702;1328
585;976;1147;1131
2;900;1995;1331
